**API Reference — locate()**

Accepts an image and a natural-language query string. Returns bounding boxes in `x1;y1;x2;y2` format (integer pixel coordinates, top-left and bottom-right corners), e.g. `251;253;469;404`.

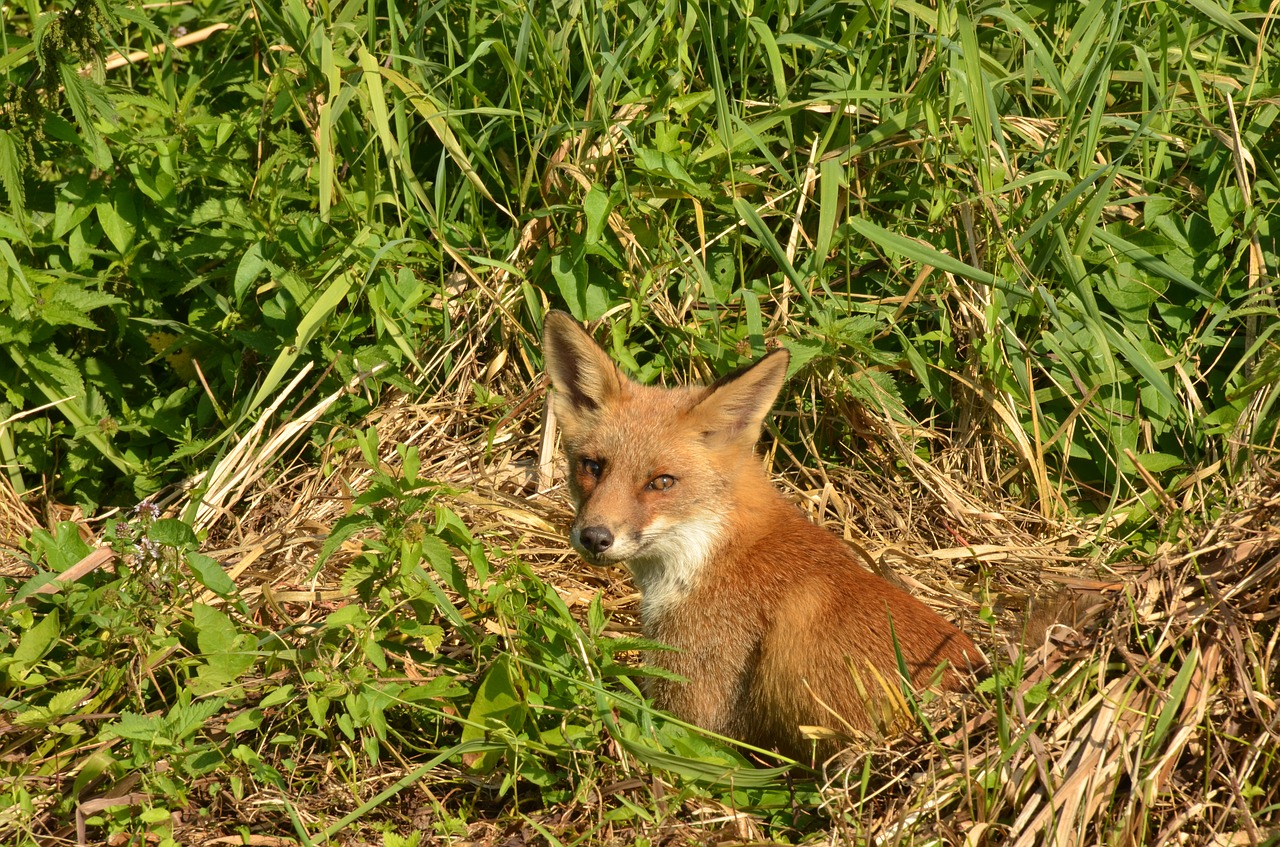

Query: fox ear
543;310;627;420
691;348;790;447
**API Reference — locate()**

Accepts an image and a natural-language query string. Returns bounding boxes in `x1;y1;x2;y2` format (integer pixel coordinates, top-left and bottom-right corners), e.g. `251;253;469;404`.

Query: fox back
542;311;984;759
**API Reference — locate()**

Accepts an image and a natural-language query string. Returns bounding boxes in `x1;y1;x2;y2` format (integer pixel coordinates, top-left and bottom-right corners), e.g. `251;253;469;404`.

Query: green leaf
187;552;237;597
234;241;268;306
814;158;843;269
316;515;377;572
734;198;809;304
27;522;93;573
194;603;239;655
39;283;125;330
247;269;355;413
582;184;610;245
56;64;109;166
1091;228;1210;298
419;535;454;571
1180;0;1257;42
12;611;60;677
109;712;162;742
325;604;370;631
1147;646;1198;756
379;67;514;220
96;187;137;253
166;697;226;741
460;655;526;771
780;337;826;377
6;345;136;475
47;686;92;716
1132;452;1183;473
0;129;26;226
848;216;997;286
747;17;787;102
551;241;610;321
260;685;295;709
149;518;198;549
587;594;605;639
226;709;263;734
634;147;698;192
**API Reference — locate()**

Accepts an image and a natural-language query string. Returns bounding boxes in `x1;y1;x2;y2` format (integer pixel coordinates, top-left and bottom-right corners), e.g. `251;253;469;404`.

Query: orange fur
543;311;985;759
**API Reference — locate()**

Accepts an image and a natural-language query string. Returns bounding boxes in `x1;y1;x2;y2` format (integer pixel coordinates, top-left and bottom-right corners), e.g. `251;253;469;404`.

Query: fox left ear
543;310;627;421
691;348;790;447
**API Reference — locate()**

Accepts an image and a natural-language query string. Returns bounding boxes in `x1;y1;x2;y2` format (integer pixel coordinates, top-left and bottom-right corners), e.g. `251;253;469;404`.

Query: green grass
1;0;1278;842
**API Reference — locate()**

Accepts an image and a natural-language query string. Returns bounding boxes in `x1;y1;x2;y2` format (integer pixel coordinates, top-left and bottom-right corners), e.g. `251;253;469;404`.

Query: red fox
542;311;985;759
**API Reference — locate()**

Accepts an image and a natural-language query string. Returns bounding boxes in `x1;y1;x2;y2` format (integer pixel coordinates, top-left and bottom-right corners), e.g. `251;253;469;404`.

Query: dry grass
4;308;1278;845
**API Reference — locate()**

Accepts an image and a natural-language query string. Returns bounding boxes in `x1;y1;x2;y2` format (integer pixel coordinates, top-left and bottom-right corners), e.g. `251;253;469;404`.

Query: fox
542;310;985;760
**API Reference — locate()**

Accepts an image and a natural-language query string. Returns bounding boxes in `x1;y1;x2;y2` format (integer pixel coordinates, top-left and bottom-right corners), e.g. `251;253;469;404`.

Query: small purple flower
136;537;161;561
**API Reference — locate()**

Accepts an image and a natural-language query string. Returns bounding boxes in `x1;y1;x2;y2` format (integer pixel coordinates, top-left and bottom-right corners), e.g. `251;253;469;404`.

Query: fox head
542;311;790;608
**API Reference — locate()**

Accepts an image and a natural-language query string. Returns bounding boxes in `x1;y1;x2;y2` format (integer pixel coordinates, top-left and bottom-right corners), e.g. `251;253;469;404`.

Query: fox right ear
690;348;790;449
542;310;626;417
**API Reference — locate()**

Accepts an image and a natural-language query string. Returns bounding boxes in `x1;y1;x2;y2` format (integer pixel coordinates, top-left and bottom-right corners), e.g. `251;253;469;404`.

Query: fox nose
579;526;614;555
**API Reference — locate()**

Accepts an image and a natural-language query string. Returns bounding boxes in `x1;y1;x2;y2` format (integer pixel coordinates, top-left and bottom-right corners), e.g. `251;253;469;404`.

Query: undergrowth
1;0;1278;842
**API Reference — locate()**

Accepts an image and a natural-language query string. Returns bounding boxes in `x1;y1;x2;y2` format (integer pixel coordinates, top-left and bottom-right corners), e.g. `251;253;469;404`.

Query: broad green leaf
583;184;610;245
27;522;93;573
420;535;454;571
780;337;825;376
47;687;92;716
109;712;162;742
226;709;264;734
234;241;268;306
260;685;295;709
149;518;198;549
187;552;237;596
460;655;526;771
194;603;239;655
325;604;370;631
96;188;137;253
551;246;609;321
1091;228;1211;298
12;611;60;676
1132;452;1183;473
166;697;226;741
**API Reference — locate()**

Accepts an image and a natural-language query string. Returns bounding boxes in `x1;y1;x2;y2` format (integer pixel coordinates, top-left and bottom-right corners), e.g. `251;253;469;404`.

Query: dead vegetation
4;315;1270;845
13;257;1264;844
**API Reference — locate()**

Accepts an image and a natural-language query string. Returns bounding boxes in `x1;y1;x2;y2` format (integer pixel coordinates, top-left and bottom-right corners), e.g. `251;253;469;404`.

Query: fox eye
579;457;602;478
648;474;676;491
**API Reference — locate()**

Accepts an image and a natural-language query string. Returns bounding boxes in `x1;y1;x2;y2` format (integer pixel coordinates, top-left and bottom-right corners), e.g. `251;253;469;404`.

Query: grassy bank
1;0;1277;842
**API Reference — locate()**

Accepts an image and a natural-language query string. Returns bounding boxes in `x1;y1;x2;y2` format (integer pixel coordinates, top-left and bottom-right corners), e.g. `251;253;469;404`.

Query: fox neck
626;472;781;622
627;513;727;620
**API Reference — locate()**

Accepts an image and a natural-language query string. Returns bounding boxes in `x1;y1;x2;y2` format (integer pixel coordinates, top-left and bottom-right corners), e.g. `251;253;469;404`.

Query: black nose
579;526;614;554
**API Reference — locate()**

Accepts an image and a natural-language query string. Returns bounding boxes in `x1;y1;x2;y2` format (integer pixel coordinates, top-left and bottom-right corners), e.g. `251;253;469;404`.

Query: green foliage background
1;0;1278;841
2;0;1275;513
